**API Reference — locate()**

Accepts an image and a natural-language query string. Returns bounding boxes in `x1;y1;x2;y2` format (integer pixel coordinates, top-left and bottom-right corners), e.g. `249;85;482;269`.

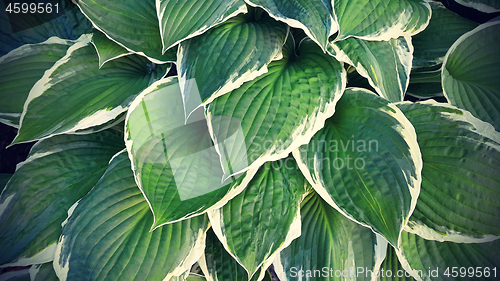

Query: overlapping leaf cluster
0;0;499;280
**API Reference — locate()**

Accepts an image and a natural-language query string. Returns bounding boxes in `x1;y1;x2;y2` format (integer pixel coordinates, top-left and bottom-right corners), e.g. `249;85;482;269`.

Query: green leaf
30;263;58;281
208;157;307;279
293;88;422;246
177;12;288;116
200;228;250;281
396;231;500;281
396;101;500;242
0;37;73;128
454;0;500;13
442;21;500;131
244;0;336;51
125;77;260;227
90;30;133;68
328;36;412;102
333;0;431;41
378;246;414;281
75;0;174;63
0;269;30;281
13;34;169;144
0;130;123;266
54;151;210;281
206;38;345;177
158;0;247;53
273;192;388;281
0;0;92;56
412;1;478;68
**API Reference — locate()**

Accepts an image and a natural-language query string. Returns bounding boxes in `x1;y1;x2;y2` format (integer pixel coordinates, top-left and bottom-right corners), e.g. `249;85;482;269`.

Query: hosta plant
0;0;499;280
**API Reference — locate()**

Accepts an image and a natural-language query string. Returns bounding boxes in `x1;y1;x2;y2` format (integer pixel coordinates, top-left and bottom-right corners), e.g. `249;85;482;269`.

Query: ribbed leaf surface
0;37;72;127
328;36;412;102
397;101;500;242
208;157;307;279
293;88;422;246
442;21;500;131
90;30;133;68
412;1;478;68
333;0;431;41
13;34;169;144
273;192;387;281
158;0;247;53
125;77;259;227
206;38;345;178
244;0;336;50
0;130;123;266
54;151;209;281
75;0;172;62
177;12;287;116
396;231;500;281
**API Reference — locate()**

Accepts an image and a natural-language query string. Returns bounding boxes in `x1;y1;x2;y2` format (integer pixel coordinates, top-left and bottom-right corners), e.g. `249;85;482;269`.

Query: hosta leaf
333;0;431;41
0;269;30;281
396;231;500;281
178;12;287;116
208;157;307;279
90;30;133;68
13;34;169;144
244;0;336;51
328;36;412;102
158;0;247;53
199;228;272;281
273;192;388;281
396;101;500;242
206;38;345;178
293;88;422;246
0;0;92;56
0;37;73;128
442;21;500;131
75;0;174;63
200;228;251;281
412;1;478;68
0;174;11;188
30;263;58;281
125;77;259;227
0;130;123;266
378;246;414;281
455;0;500;13
54;151;209;281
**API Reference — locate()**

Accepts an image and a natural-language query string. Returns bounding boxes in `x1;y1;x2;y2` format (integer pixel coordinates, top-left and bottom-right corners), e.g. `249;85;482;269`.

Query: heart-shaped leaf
125;77;260;227
397;101;500;242
0;130;123;266
293;88;422;246
206;38;345;178
177;11;287;116
442;20;500;131
13;34;169;144
273;192;388;281
208;157;307;279
328;36;412;102
54;151;210;281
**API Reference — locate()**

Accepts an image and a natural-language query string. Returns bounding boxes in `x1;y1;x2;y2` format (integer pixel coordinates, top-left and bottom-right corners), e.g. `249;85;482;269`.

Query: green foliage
1;0;499;280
